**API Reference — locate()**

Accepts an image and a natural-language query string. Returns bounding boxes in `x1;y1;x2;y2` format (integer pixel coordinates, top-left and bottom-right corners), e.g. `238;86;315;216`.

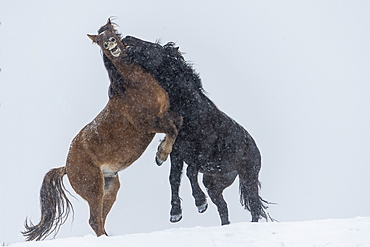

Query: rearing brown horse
22;19;182;241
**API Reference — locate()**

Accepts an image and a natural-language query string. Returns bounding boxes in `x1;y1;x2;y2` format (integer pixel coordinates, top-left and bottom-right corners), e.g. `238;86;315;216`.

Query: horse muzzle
104;41;121;57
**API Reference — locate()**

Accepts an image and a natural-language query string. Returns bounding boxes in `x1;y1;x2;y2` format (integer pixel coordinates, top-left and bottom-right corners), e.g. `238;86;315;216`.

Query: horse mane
97;20;123;40
162;42;205;94
102;35;206;102
103;54;126;98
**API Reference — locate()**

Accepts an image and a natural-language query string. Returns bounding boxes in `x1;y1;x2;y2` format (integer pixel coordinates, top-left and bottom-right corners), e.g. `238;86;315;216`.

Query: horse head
87;18;126;59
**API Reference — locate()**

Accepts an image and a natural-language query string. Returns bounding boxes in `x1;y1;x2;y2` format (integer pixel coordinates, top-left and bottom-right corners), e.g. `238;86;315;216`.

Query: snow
8;218;370;247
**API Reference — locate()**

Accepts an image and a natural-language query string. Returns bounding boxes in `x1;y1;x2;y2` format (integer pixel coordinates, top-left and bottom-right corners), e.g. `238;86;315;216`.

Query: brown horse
22;19;182;241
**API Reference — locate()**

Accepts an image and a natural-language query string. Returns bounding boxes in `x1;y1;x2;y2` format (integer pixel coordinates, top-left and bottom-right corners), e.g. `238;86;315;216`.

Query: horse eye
109;37;116;42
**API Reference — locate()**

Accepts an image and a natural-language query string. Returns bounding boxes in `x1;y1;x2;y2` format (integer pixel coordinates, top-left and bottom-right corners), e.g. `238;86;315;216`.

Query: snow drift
8;217;370;247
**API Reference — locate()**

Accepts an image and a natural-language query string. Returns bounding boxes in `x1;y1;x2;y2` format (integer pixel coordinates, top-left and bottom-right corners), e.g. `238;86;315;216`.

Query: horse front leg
155;112;183;166
169;151;184;223
186;165;208;214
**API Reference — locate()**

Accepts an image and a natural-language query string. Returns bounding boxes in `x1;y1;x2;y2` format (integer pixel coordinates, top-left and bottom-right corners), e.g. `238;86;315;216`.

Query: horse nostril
103;43;108;49
109;37;116;42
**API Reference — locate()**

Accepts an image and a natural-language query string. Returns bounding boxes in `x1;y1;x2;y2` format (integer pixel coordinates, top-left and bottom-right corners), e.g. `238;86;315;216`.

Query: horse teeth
111;47;121;57
109;43;117;50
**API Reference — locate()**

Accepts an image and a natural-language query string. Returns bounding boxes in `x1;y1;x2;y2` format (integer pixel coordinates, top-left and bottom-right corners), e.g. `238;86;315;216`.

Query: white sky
1;0;370;244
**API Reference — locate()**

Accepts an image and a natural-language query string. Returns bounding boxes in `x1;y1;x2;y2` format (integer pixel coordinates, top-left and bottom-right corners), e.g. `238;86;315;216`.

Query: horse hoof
197;202;208;213
155;156;164;166
170;214;182;223
221;220;230;225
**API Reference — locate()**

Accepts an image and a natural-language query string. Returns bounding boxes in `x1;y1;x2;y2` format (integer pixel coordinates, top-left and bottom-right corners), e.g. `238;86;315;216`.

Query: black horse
103;35;271;225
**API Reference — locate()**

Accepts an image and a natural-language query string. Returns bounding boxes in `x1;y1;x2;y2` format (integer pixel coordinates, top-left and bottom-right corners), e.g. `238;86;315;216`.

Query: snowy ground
8;218;370;247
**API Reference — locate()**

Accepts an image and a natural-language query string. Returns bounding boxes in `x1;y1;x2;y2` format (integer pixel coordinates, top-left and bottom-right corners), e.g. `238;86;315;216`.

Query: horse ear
87;34;97;43
107;18;112;25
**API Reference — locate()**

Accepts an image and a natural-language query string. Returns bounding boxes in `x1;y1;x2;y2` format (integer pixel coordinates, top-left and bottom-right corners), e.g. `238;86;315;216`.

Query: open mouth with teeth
109;43;121;57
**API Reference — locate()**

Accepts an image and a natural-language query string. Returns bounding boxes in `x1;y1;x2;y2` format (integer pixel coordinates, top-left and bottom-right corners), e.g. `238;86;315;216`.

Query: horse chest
120;85;168;115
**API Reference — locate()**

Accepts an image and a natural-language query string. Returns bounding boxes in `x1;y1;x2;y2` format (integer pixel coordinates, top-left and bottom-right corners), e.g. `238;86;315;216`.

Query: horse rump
22;166;73;241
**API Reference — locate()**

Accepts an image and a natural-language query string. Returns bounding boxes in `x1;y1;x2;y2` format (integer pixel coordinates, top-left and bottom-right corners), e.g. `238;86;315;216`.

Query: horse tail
22;166;73;241
239;179;274;222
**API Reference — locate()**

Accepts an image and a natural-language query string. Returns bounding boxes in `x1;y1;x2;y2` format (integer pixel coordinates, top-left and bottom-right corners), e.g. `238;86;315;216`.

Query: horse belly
97;132;155;172
176;135;242;174
71;119;154;172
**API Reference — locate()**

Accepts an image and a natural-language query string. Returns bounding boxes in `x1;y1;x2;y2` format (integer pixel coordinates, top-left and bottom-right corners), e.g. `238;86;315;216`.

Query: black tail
22;167;73;241
239;180;274;222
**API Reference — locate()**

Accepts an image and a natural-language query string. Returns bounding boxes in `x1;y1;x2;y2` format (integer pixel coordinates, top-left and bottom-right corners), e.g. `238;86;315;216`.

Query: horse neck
111;57;154;88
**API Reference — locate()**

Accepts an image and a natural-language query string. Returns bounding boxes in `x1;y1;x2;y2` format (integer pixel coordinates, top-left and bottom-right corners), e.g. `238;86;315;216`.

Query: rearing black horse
103;35;270;225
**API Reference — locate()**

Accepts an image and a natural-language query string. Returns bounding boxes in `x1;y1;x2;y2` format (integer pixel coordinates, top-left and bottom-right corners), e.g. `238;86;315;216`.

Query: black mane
161;42;204;93
104;54;126;98
103;36;205;114
97;20;123;39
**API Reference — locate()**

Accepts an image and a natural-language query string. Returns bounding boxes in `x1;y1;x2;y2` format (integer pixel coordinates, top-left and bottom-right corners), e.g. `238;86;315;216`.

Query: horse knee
156;135;176;164
186;165;197;179
186;166;207;209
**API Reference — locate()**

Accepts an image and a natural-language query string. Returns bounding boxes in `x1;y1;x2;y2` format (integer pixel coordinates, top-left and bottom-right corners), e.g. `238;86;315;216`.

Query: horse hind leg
67;162;107;236
155;112;183;166
102;174;120;226
203;172;237;225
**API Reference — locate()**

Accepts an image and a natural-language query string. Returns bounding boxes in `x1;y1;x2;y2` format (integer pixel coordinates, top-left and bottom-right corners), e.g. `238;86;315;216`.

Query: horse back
174;95;259;173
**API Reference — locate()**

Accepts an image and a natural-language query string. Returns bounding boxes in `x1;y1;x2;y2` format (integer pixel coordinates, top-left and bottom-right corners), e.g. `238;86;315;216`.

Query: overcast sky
1;0;370;244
